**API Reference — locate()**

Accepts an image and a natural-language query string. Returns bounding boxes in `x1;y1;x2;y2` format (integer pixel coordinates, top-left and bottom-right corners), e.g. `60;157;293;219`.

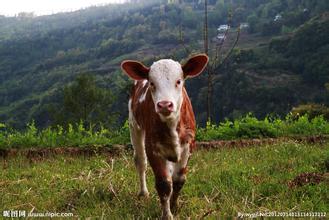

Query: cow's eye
150;82;155;90
176;79;182;87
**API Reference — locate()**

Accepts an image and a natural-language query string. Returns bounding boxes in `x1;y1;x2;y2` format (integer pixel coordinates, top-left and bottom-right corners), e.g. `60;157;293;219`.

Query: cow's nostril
157;101;174;112
167;102;174;111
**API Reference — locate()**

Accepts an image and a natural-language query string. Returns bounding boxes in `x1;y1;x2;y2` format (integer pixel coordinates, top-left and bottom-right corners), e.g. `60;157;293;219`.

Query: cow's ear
121;60;150;80
182;54;209;78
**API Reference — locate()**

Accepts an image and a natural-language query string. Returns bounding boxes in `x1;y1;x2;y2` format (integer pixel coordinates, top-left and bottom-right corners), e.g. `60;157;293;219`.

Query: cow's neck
152;106;182;162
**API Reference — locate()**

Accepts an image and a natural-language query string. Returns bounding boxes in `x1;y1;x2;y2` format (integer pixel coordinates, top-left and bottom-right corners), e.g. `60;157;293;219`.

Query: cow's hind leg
171;145;190;212
130;122;149;198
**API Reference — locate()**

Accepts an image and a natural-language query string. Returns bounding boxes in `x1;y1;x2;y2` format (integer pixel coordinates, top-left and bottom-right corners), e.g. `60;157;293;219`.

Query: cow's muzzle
157;101;174;116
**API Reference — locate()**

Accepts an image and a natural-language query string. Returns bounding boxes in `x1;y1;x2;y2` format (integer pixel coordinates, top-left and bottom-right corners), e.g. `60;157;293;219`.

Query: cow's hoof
137;191;149;199
161;213;174;220
170;202;178;214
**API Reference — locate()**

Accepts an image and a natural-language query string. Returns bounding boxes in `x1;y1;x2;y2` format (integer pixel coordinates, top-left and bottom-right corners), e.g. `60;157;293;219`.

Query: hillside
0;0;329;128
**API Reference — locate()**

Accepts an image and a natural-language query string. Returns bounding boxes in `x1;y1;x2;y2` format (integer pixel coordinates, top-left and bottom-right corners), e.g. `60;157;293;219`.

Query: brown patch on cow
179;167;188;176
121;60;150;80
171;179;186;212
155;178;172;203
182;54;209;78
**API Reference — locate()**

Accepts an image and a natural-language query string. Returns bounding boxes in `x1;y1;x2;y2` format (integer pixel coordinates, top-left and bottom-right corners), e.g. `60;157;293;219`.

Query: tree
53;73;116;127
203;0;240;122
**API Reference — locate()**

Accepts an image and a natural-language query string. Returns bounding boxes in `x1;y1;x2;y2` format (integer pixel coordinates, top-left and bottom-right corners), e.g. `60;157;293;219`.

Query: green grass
1;141;328;218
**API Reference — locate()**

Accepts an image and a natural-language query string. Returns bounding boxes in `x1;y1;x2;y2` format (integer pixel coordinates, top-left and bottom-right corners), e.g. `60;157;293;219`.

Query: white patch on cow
167;161;174;176
134;79;147;89
155;142;177;160
138;87;148;103
155;118;182;163
172;143;190;181
168;119;181;160
149;59;184;121
128;98;149;197
141;79;148;87
128;99;139;130
128;99;133;123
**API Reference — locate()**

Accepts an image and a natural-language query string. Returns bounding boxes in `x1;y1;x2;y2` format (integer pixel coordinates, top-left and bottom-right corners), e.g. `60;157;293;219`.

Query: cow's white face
148;60;184;120
121;54;209;121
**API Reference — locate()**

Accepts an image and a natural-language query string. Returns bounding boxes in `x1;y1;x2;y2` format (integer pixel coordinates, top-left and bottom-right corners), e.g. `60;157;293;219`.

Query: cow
121;54;208;219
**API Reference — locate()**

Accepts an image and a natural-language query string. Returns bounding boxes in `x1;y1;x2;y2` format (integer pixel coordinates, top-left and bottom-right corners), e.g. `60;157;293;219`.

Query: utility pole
204;0;212;122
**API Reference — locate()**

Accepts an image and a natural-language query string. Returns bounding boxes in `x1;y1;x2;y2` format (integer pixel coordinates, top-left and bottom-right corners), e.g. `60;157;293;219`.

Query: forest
0;0;329;129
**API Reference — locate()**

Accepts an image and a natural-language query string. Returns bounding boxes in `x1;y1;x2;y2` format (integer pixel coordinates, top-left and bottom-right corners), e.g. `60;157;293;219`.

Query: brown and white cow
121;54;208;219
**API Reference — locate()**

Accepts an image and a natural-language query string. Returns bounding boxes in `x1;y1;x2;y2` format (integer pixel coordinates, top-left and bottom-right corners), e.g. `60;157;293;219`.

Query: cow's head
121;54;208;121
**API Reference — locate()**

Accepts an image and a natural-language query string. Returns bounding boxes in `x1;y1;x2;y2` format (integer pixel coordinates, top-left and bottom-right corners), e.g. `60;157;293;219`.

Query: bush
0;120;128;149
197;114;279;141
196;113;329;141
1;113;329;149
292;104;329;120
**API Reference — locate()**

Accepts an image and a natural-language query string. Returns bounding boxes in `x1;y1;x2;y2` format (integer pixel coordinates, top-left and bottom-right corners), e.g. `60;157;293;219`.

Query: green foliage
1;113;328;149
292;104;329;120
0;120;130;149
108;120;131;145
196;113;329;141
51;73;116;128
283;113;329;136
0;113;329;148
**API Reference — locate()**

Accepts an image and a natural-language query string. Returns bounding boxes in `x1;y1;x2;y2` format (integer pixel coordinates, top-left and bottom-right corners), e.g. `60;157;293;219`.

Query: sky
0;0;125;16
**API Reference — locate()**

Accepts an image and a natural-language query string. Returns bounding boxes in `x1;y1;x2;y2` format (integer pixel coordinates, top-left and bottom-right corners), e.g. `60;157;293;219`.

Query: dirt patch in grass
288;172;329;188
0;144;128;160
0;135;328;160
197;135;328;149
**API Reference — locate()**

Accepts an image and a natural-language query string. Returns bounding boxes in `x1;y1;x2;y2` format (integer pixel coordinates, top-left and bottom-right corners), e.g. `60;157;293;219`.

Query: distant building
274;14;282;22
168;0;183;4
17;12;35;18
216;34;226;42
217;24;230;32
240;23;249;29
128;0;142;3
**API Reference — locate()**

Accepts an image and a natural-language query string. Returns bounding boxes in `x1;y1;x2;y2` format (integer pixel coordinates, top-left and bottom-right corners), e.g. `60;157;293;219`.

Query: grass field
1;141;328;218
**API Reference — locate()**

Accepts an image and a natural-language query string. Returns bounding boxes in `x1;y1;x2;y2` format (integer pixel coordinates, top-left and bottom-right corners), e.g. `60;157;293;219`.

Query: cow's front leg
148;153;174;220
130;122;149;198
171;144;190;212
156;175;173;220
